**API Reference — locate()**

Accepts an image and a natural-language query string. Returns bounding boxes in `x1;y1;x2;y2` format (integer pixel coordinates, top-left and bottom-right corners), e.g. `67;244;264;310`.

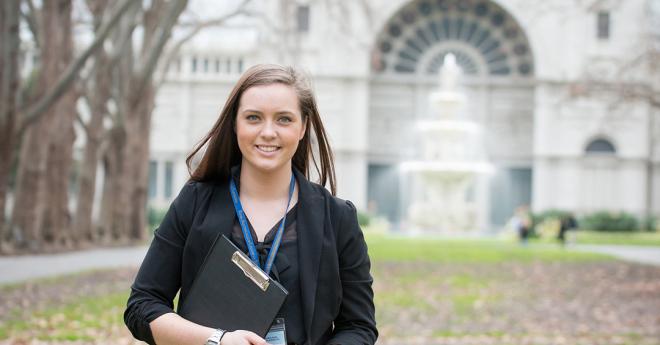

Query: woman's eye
246;114;260;121
278;116;292;123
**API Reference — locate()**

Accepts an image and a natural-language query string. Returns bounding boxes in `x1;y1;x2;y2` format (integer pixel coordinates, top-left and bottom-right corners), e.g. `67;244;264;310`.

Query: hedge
579;211;639;232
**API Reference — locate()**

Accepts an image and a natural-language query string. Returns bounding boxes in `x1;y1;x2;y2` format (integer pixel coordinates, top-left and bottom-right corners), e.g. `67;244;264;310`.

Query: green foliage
357;210;371;227
532;209;572;227
530;209;573;239
642;215;658;232
580;211;639;232
147;205;168;230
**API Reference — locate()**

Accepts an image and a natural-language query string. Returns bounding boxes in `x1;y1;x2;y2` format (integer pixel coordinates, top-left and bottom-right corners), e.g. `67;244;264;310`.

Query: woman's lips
255;145;280;153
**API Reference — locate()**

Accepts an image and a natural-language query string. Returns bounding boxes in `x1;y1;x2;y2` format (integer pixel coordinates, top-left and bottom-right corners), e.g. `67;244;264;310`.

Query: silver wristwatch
205;328;226;345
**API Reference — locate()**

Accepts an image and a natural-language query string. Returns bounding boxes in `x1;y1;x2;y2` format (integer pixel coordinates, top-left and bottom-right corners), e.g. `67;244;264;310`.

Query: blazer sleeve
123;182;197;345
328;200;378;345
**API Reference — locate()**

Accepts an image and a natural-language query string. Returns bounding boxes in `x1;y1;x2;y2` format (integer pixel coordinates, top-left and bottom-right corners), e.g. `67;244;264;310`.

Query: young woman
124;64;377;345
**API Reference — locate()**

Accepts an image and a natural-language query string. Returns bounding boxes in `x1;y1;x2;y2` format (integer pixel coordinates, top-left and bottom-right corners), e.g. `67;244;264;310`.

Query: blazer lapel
213;181;236;238
294;169;325;342
199;181;235;254
182;180;236;295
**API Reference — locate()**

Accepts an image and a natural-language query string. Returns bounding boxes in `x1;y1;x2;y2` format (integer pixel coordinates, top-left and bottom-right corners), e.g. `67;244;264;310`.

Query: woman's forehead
238;83;300;113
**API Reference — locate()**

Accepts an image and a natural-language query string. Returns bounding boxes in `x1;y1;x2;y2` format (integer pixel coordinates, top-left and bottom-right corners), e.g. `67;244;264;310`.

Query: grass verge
572;230;660;246
365;234;613;263
1;291;129;341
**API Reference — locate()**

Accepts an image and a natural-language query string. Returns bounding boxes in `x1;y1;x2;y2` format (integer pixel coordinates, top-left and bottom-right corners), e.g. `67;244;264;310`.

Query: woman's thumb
246;331;268;345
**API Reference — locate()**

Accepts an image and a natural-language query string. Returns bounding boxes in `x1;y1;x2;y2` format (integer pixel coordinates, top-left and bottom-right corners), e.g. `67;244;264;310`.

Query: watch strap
205;328;226;345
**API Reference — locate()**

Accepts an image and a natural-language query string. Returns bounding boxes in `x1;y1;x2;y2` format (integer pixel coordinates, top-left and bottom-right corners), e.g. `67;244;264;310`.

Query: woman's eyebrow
275;110;296;115
239;108;263;114
239;108;296;116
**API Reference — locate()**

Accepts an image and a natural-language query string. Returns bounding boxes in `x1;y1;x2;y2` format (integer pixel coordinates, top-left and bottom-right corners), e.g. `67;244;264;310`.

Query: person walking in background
512;205;532;245
558;212;578;246
124;64;377;345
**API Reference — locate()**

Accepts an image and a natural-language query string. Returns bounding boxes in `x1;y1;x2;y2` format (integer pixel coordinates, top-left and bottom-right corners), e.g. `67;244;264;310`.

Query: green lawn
528;220;660;246
0;269;137;342
366;235;658;345
365;233;613;263
4;235;659;344
527;229;660;246
572;230;660;246
2;291;128;342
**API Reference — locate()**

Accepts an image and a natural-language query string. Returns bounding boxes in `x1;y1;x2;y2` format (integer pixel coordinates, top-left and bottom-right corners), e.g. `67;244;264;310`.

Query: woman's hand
220;330;269;345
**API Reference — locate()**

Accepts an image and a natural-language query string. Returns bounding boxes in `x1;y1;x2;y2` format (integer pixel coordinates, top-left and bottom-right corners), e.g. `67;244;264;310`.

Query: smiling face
236;83;307;176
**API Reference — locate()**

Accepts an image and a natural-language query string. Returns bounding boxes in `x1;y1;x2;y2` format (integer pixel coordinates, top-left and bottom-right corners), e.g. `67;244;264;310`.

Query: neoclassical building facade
148;0;660;230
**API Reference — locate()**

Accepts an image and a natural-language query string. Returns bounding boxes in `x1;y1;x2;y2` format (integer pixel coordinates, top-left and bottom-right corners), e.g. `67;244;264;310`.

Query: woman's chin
243;159;289;174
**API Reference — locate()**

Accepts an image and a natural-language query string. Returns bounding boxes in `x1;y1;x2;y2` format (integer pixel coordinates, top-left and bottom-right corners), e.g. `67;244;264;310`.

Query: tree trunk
98;153;115;243
10;0;73;251
99;126;129;243
42;88;77;248
110;92;147;242
73;3;114;244
73;77;109;244
0;0;20;249
11;112;52;249
125;87;155;240
42;0;76;248
98;144;115;243
97;2;138;244
98;0;187;243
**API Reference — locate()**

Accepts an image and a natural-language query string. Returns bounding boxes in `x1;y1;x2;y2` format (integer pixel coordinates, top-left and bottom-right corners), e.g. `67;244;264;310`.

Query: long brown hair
186;64;337;195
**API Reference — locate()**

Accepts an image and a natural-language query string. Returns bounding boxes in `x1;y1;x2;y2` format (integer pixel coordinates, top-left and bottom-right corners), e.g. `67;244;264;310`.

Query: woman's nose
260;120;277;138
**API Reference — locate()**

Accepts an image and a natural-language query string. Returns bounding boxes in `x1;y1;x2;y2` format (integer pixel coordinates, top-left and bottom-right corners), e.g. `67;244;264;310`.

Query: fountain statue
401;54;493;232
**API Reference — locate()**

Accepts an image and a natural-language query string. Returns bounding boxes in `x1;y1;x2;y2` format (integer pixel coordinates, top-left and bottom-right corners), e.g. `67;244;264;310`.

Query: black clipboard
178;234;288;337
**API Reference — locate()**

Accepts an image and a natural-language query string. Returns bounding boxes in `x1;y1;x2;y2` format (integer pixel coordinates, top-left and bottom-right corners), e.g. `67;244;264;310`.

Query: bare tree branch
17;0;134;137
107;9;140;63
76;112;90;137
141;0;167;58
157;0;252;87
244;8;283;34
20;0;40;48
132;0;189;99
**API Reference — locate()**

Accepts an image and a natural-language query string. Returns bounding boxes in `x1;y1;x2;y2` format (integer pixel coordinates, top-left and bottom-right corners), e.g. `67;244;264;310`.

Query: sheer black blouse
230;205;306;344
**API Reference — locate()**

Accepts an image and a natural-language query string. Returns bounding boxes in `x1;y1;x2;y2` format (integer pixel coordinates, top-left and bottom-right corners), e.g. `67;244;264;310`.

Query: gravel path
0;245;148;285
1;242;659;286
573;244;660;266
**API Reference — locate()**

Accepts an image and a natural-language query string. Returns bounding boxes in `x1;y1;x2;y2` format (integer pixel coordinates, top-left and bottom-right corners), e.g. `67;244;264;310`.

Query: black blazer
124;169;377;345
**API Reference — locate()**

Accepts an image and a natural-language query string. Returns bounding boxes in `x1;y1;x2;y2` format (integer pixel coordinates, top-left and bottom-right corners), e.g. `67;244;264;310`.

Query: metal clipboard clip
231;251;270;291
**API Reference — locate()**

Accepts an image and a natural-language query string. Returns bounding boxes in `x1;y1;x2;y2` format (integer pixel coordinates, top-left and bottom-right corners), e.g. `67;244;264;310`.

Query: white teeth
257;145;279;152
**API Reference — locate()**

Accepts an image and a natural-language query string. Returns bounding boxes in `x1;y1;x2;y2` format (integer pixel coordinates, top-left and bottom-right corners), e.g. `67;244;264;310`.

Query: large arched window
585;138;616;154
372;0;534;77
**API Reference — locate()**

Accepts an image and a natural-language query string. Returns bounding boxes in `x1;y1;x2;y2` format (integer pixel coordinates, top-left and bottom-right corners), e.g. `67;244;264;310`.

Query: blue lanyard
229;173;295;276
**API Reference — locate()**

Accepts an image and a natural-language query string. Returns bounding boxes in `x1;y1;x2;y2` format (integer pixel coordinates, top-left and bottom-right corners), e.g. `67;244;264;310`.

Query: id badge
265;318;287;345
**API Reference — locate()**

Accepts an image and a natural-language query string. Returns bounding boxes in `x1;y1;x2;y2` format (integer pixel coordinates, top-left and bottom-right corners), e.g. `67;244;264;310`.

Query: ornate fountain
402;54;493;232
